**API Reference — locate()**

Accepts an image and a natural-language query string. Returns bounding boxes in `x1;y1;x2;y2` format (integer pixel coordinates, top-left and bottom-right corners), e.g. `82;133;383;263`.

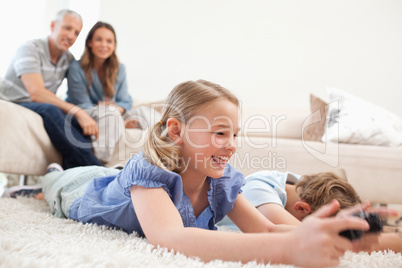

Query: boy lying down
217;170;402;252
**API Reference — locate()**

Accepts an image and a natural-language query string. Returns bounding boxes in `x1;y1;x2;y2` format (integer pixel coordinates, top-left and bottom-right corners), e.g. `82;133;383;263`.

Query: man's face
50;14;82;52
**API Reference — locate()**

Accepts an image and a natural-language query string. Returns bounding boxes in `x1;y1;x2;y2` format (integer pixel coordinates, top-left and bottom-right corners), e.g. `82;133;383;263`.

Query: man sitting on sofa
0;9;103;169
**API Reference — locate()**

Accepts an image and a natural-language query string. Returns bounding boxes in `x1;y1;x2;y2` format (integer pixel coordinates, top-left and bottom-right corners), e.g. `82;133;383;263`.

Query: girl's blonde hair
143;80;239;173
80;21;119;98
296;172;362;213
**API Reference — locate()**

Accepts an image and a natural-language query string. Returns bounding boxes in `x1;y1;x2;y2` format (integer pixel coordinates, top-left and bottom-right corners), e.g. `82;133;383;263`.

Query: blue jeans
18;102;103;169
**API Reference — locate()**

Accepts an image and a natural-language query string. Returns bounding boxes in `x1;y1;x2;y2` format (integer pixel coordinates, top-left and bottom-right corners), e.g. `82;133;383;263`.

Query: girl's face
180;98;240;180
88;27;116;61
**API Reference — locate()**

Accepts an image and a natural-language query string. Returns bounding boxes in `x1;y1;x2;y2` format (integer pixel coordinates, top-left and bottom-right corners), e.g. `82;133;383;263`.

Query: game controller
339;210;383;241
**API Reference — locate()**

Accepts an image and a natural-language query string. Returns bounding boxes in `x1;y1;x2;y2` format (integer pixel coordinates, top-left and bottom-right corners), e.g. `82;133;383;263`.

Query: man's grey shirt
0;37;74;103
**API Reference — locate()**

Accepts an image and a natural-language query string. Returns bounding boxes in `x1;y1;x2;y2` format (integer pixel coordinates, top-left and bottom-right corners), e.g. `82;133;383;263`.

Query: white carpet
1;197;401;268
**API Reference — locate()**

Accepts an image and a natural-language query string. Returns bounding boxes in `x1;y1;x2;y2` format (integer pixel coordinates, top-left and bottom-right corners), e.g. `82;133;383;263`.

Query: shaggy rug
0;197;401;268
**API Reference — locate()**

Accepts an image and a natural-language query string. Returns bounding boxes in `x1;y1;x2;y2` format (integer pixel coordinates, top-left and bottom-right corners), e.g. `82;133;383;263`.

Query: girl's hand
351;233;380;252
335;201;399;252
337;200;398;220
290;200;369;268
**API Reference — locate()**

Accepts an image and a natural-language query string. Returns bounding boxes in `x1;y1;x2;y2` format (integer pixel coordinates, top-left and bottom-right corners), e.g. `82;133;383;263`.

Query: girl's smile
210;155;231;168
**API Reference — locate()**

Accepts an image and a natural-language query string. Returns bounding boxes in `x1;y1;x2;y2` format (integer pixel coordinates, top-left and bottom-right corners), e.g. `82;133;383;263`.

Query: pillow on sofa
322;87;402;147
303;94;328;141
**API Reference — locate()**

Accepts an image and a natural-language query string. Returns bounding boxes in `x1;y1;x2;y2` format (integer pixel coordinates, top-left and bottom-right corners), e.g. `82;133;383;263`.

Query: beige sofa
234;106;402;205
1;99;401;205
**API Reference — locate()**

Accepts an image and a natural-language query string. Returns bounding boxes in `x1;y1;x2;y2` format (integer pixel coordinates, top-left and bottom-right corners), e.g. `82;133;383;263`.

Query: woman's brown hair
80;21;119;98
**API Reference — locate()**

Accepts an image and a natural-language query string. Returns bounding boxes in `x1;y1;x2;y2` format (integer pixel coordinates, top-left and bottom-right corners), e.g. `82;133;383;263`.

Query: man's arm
21;73;99;138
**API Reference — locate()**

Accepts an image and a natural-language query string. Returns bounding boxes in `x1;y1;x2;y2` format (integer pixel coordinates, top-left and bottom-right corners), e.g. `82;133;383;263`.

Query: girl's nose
225;136;237;153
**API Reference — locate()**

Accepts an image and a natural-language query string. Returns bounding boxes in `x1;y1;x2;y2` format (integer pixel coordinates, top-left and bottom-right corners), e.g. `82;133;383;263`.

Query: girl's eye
214;132;238;137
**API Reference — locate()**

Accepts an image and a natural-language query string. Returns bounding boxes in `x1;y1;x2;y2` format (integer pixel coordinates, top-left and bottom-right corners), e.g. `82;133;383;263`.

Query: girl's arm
227;194;295;233
130;186;370;267
257;203;301;225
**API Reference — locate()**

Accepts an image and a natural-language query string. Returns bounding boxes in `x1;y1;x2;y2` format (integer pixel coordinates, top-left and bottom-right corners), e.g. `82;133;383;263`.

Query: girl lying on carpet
6;80;395;267
217;170;402;252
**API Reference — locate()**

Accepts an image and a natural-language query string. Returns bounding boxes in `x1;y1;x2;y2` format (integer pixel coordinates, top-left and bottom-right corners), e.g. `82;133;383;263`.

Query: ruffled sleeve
118;153;185;206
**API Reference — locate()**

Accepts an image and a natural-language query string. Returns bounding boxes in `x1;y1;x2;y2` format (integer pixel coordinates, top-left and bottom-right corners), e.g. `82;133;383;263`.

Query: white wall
1;1;401;116
97;0;402;116
0;0;48;75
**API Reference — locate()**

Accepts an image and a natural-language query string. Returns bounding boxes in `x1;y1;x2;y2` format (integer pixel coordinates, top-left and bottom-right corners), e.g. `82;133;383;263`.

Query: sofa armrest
0;100;61;175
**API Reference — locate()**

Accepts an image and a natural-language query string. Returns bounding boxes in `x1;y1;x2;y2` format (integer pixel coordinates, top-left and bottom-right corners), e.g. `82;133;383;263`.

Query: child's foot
34;192;45;200
2;184;42;198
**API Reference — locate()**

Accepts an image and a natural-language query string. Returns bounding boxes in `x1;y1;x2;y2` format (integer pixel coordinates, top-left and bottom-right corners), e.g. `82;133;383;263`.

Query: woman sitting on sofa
66;21;159;164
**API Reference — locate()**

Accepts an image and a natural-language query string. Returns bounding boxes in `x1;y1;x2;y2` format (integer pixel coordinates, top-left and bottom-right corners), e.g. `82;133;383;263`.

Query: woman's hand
98;100;126;115
125;119;141;129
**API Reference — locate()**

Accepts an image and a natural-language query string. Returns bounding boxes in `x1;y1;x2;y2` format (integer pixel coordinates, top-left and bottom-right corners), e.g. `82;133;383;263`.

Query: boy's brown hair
295;172;362;213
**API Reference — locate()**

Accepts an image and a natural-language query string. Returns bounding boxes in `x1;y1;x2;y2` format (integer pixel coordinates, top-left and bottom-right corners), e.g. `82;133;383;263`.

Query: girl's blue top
68;153;245;237
66;60;133;112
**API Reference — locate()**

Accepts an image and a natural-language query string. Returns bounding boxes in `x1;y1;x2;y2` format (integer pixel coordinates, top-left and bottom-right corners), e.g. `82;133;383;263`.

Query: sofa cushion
0;100;62;175
303;94;328;141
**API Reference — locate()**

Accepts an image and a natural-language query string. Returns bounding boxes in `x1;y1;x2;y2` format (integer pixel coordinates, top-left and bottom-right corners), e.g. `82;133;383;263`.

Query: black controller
339;211;383;241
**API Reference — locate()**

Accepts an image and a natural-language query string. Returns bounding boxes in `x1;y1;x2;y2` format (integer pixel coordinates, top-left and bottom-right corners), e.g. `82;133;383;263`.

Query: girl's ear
294;201;312;216
166;118;183;144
